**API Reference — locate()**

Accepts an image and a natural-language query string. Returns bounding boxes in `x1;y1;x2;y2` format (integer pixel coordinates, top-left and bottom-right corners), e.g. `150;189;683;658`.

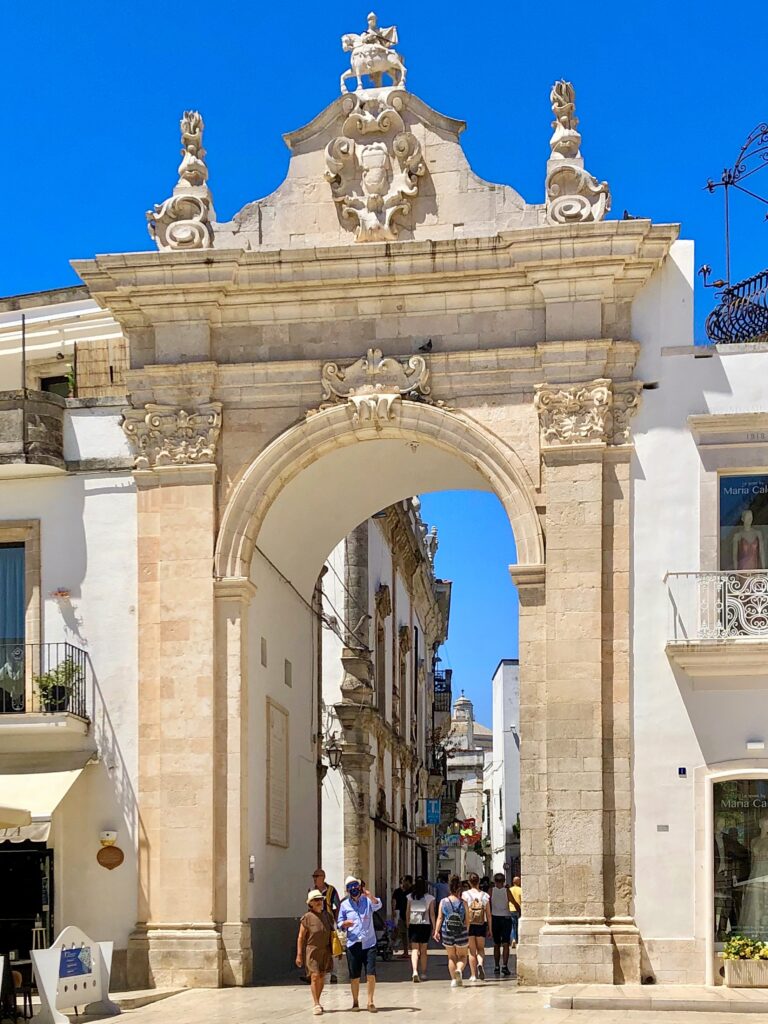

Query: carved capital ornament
316;347;431;425
122;402;222;469
534;379;642;447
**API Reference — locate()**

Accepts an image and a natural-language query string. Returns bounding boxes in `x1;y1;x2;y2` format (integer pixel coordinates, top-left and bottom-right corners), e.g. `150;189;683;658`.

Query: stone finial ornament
545;81;610;225
325;93;426;242
122;402;222;469
318;347;430;424
340;12;406;93
534;379;642;446
146;111;215;251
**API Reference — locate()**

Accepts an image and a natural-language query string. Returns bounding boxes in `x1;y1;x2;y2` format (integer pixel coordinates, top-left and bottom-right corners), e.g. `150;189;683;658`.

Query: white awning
0;752;92;843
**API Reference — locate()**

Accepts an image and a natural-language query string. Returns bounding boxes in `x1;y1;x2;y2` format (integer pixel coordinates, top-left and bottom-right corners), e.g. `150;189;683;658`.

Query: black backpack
443;898;466;942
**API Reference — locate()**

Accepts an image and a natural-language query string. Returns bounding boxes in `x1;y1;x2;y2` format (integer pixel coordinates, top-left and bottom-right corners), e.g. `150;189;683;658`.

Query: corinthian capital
122;402;222;470
534;379;642;448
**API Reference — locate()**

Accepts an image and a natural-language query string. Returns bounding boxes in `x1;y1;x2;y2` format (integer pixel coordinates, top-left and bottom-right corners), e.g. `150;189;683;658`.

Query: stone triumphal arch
74;16;679;990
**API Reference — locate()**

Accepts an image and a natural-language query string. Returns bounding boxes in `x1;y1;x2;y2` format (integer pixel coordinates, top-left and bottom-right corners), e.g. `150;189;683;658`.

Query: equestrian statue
340;12;407;93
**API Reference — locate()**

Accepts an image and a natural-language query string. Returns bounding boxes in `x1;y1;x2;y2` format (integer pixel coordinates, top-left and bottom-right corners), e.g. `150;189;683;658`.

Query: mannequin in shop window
737;818;768;938
732;510;765;571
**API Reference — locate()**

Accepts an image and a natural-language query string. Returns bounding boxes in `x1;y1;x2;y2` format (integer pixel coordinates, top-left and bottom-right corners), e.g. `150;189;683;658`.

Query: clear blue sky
4;0;766;723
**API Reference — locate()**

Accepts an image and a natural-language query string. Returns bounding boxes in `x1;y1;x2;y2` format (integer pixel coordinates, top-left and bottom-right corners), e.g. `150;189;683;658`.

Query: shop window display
714;780;768;944
719;475;768;571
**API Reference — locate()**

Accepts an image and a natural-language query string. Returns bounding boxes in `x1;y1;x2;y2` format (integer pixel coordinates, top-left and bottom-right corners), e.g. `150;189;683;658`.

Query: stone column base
609;917;641;984
128;924;222;989
516;917;543;986
221;921;253;986
537;919;614;985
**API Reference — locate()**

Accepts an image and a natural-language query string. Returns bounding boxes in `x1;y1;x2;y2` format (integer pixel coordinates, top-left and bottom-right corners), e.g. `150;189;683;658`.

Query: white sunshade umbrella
0;804;32;828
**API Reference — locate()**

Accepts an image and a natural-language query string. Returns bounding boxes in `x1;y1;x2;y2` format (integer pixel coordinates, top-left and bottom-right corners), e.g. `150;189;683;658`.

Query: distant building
486;660;521;879
440;693;492;877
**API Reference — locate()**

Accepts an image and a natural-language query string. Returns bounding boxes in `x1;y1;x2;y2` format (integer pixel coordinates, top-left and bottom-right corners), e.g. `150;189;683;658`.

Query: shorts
408;924;431;944
346;941;377;980
492;915;513;945
468;923;487;937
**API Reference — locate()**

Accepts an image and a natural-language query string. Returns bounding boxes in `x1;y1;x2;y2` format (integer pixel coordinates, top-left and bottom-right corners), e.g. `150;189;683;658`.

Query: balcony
433;670;452;713
0;642;90;749
0;390;66;476
666;571;768;684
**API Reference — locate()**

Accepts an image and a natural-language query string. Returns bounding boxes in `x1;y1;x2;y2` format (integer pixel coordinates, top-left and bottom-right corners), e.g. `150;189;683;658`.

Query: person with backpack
490;872;513;976
433;874;469;987
405;875;435;982
462;871;491;982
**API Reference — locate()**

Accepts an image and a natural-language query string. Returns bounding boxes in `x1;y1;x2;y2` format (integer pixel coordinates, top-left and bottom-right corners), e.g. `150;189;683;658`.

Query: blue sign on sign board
426;799;441;824
59;947;91;979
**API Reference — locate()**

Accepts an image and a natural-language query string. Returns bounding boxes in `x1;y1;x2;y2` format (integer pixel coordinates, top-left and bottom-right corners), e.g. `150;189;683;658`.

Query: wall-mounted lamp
326;737;343;771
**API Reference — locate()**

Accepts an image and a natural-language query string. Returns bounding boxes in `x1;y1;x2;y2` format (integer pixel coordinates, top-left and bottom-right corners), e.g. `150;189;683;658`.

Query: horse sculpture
340;31;407;93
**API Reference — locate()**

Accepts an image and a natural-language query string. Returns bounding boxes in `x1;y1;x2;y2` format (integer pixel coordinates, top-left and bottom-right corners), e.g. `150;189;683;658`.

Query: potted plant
34;657;83;713
723;934;768;987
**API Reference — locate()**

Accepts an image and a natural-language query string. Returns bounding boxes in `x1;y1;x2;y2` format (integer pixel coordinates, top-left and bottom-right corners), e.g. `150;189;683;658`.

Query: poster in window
266;699;289;848
713;779;768;943
719;475;768;570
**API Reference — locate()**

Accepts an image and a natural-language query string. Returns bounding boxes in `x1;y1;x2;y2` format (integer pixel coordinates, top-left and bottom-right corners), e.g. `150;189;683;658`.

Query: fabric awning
0;750;94;844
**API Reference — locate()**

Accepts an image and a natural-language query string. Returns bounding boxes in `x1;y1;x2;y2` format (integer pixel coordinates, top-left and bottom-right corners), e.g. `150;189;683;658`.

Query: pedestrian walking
434;872;450;902
490;872;513;976
462;872;491;982
391;875;413;958
311;869;341;983
296;889;335;1015
338;876;382;1013
406;875;435;982
509;875;522;953
433;875;469;987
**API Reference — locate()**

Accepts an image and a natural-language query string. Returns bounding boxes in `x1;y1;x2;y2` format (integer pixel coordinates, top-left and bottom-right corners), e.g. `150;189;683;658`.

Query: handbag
333;928;347;956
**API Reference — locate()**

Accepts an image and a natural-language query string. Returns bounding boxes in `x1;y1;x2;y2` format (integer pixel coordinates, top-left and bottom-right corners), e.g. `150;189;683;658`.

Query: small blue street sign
426;799;441;824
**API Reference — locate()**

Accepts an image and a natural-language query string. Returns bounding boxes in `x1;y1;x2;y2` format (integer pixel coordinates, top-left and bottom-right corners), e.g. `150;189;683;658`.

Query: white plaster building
320;501;451;904
486;659;521;878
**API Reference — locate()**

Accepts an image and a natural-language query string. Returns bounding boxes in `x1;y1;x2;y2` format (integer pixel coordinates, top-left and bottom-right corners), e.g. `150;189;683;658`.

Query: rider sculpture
340;12;407;93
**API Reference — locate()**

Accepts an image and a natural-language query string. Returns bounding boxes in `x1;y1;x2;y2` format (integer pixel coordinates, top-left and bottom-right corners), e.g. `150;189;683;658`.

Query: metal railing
667;571;768;641
0;642;88;718
433;670;452;713
705;269;768;345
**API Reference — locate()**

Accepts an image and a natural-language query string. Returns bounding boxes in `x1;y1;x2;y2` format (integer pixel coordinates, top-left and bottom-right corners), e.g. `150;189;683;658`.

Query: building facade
320;500;450;906
3;10;764;992
486;659;521;878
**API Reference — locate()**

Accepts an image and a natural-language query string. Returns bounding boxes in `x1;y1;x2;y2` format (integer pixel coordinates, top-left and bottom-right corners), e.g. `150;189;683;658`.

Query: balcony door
0;543;24;712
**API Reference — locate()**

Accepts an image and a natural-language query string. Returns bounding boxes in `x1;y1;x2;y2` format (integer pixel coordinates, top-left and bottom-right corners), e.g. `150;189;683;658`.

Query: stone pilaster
509;564;546;985
214;577;257;986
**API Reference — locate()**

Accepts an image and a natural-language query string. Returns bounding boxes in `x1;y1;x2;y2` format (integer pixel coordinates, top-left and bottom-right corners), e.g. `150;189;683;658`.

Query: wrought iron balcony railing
0;642;89;718
666;571;768;642
433;670;451;713
705;270;768;345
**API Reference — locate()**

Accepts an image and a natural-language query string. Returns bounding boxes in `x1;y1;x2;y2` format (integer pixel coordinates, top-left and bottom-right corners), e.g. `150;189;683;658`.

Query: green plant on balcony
33;657;83;713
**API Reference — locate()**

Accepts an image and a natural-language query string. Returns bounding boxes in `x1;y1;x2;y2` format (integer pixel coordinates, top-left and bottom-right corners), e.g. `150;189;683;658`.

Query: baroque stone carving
534;379;642;446
340;13;406;93
325;92;425;242
375;584;392;619
545;81;610;225
319;347;430;425
122;402;222;469
147;111;215;252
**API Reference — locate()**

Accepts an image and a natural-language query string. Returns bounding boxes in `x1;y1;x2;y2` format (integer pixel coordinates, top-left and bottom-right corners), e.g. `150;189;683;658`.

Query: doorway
0;841;53;956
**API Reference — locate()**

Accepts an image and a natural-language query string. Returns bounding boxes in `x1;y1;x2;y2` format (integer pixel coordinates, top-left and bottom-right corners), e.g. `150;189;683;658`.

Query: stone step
549;983;768;1013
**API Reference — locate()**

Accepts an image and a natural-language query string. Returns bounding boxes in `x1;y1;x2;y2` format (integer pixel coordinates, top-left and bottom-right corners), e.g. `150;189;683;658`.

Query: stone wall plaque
266;699;289;848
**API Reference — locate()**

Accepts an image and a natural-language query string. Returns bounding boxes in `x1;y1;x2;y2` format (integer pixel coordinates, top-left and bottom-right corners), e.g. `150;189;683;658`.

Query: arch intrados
214;401;544;581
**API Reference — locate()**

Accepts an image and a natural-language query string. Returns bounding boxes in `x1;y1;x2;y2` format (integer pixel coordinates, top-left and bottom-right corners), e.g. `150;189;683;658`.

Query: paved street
90;952;768;1024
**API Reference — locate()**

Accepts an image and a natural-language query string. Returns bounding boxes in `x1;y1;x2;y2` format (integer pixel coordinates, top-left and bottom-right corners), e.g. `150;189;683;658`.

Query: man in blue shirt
338;876;383;1011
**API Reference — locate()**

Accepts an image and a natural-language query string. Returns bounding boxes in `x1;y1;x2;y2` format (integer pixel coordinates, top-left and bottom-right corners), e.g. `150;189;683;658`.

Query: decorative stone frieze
318;347;430;424
398;624;412;654
534;379;642;447
374;583;392;618
545;81;610;225
325;90;425;242
122;402;222;469
147;111;215;251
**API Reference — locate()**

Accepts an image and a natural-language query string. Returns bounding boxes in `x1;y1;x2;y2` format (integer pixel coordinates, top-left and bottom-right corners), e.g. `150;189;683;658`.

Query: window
260;637;268;668
39;375;69;399
714;779;768;944
719;475;768;570
0;543;25;712
375;620;386;711
284;659;292;688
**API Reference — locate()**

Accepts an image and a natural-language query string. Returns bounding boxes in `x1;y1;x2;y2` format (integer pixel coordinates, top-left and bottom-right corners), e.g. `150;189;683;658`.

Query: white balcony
666;571;768;685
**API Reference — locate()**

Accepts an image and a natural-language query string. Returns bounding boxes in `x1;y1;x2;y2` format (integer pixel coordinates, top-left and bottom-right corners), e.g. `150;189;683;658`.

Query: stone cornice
689;412;768;445
73;221;678;330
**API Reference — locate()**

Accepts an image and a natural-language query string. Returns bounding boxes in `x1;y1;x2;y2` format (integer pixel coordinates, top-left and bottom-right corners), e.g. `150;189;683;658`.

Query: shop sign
719;474;768;570
415;826;432;841
426;799;441;824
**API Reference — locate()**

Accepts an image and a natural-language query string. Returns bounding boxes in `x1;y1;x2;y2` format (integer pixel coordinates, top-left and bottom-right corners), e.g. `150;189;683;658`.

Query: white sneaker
468;976;477;984
450;979;458;988
412;973;420;983
453;970;463;986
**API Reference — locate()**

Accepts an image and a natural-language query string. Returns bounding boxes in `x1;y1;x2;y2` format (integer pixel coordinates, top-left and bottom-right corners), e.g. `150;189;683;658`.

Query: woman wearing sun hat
296;889;335;1014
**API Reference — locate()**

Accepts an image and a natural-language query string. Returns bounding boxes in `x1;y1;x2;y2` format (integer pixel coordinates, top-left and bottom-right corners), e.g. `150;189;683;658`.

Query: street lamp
325;736;343;771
